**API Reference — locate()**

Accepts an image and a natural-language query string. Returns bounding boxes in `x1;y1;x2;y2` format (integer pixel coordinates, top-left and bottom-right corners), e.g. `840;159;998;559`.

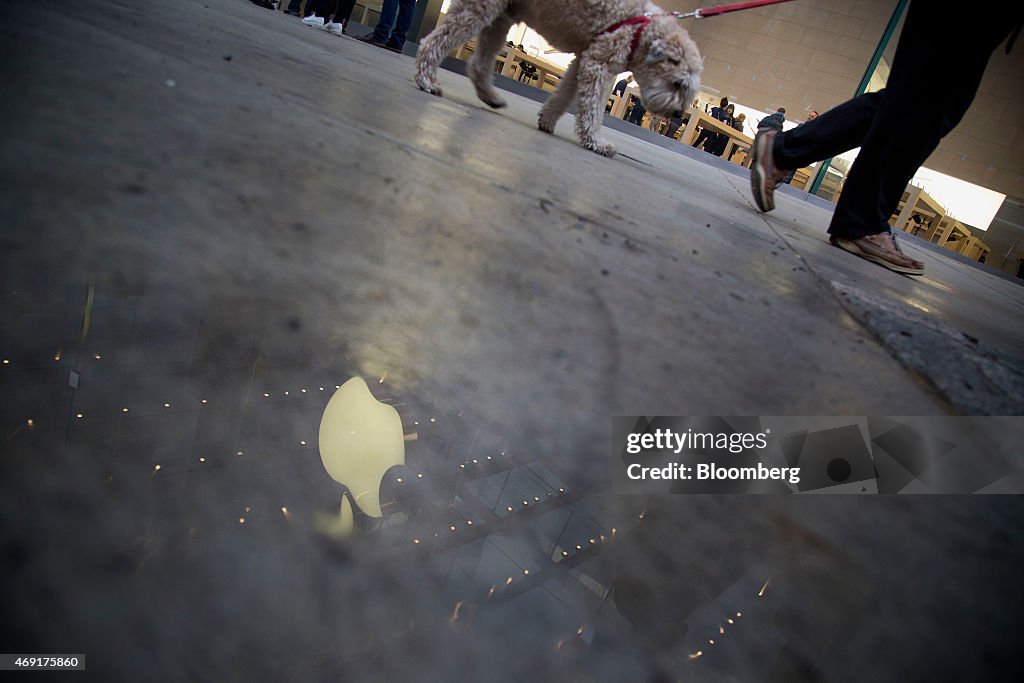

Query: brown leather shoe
749;128;788;212
830;231;925;275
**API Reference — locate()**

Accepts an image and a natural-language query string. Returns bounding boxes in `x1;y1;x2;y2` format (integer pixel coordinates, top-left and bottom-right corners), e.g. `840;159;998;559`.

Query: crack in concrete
831;281;1024;415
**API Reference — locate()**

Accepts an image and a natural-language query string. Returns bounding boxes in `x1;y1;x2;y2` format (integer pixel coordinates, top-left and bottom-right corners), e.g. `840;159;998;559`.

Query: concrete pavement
1;1;1022;681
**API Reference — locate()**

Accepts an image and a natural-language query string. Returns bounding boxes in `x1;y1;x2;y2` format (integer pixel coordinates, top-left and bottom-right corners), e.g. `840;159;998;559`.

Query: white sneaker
302;14;324;28
325;21;344;35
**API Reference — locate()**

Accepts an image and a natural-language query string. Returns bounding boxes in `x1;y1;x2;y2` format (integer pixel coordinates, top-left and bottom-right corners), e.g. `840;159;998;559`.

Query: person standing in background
732;112;747;133
626;96;647;126
710;103;736;156
302;0;355;34
758;107;785;131
665;110;686;140
725;112;747;161
359;0;419;53
692;97;730;153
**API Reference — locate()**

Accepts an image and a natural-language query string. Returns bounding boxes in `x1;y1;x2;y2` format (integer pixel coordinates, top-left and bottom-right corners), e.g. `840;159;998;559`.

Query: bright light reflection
909;167;1004;229
829;149;1004;229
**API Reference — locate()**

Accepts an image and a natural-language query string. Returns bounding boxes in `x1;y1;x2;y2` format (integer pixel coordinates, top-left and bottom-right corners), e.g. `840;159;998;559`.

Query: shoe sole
749;133;774;213
830;237;924;275
359;38;397;51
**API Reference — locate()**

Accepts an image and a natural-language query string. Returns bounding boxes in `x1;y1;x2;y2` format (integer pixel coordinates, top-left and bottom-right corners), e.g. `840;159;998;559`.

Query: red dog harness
599;15;655;63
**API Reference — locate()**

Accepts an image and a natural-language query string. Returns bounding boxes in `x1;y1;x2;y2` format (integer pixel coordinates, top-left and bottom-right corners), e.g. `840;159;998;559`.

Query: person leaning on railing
709;103;737;156
692;97;730;153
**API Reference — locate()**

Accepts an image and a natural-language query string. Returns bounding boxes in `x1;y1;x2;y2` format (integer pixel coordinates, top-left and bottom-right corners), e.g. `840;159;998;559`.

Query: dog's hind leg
468;13;513;108
537;58;578;133
414;0;508;98
573;57;615;156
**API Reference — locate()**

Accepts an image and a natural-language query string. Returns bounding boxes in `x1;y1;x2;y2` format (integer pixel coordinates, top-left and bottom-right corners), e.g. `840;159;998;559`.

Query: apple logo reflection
317;377;405;535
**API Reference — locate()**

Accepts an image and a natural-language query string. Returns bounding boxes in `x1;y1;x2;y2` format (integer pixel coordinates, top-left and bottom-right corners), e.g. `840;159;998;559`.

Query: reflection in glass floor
3;276;1022;682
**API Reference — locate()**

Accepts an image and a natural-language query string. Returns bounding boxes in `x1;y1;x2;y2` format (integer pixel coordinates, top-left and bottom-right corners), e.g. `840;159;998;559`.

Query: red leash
601;0;799;61
680;0;798;20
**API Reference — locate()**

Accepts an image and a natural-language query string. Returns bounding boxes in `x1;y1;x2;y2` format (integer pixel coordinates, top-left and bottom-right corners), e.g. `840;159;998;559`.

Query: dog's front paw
476;88;507;109
584;141;616;157
415;74;443;97
537;112;558;134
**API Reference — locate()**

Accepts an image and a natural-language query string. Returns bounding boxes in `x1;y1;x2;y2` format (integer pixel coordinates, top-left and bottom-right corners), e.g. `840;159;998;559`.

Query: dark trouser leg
692;129;712;149
386;0;417;49
373;0;399;42
713;132;729;156
306;0;330;15
776;1;1017;238
772;91;882;169
831;3;1014;238
333;0;356;22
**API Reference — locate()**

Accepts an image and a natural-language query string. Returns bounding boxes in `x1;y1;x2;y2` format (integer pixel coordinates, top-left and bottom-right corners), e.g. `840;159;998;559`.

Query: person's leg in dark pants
826;3;1015;239
324;0;355;33
302;0;333;22
628;104;646;126
334;0;356;21
770;2;1016;236
384;0;417;49
692;128;713;150
751;1;1019;273
372;0;413;44
372;0;397;42
771;91;883;170
712;132;729;156
317;0;337;18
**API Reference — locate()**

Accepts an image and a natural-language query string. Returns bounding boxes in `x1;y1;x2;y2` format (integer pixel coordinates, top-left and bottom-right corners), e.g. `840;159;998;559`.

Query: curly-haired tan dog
414;0;702;157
